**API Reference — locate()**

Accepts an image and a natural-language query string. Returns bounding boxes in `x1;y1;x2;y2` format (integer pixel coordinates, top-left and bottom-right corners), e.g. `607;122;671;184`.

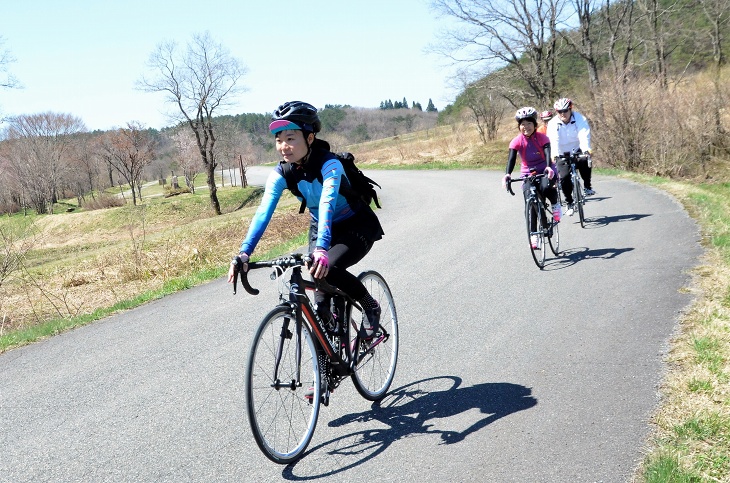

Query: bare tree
602;0;637;83
214;118;254;188
1;113;86;214
635;0;680;89
459;75;506;143
0;142;22;214
168;128;202;193
0;36;20;90
64;134;100;206
138;31;247;215
698;0;729;70
99;122;156;206
697;0;729;140
431;0;567;106
560;0;601;97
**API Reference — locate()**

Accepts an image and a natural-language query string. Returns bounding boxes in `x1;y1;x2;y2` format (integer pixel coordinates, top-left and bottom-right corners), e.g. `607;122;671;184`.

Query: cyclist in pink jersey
502;107;560;249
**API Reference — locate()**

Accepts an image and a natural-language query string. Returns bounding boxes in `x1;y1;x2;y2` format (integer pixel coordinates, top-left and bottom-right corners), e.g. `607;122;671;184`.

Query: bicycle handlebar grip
240;269;259;296
507;182;515;196
231;256;260;296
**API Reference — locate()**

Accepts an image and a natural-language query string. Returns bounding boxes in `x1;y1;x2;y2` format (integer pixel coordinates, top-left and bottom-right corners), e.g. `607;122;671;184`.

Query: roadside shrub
83;195;125;211
164;186;192;198
594;70;729;180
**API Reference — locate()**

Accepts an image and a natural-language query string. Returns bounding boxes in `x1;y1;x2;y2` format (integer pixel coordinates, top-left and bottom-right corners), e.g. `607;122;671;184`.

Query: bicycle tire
548;207;560;256
573;172;585;228
349;271;399;401
246;305;320;464
526;198;546;268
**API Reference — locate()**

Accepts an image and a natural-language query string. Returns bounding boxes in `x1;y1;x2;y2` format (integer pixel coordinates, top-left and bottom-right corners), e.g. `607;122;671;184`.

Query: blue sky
0;1;459;132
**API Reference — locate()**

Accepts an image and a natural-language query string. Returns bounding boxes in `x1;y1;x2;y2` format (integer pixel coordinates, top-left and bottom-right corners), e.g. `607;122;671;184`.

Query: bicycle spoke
246;306;320;464
526;198;545;268
350;271;399;401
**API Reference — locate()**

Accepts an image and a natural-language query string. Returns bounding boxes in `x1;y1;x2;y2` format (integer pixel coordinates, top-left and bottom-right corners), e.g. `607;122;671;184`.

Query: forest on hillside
433;0;730;179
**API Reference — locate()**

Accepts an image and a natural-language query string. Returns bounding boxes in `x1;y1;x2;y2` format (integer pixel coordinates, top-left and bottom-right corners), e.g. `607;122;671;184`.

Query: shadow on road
582;213;652;229
282;376;537;479
542;246;636;271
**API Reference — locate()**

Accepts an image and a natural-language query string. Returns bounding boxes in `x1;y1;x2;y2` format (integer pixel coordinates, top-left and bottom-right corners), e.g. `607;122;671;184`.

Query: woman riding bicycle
502;107;560;249
226;101;384;340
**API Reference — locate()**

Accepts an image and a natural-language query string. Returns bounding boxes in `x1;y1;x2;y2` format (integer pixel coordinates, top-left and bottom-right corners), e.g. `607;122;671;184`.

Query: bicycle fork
270;305;299;391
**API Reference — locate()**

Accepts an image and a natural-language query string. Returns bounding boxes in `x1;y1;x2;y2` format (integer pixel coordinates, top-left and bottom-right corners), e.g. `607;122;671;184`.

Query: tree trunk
206;162;221;214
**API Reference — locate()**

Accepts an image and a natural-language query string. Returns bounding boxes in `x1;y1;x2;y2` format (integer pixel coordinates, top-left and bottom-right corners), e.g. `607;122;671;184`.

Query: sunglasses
557;109;570;114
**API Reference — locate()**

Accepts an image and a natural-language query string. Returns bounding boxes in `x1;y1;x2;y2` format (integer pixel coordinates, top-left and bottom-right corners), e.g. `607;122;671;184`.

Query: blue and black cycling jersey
239;149;359;255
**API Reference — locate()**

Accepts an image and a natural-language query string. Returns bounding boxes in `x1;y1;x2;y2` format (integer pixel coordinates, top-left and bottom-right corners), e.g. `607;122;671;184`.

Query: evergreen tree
402;97;409;109
426;98;437;112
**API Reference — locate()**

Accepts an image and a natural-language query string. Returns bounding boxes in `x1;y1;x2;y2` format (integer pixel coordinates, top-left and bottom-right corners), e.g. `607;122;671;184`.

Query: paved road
0;170;702;482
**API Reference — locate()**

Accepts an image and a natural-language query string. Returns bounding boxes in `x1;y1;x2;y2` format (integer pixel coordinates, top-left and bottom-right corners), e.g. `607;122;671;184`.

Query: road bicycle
556;151;591;228
506;172;561;269
231;253;398;464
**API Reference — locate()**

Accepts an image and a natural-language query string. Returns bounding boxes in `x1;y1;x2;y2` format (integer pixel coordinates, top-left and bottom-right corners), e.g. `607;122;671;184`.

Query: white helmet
515;107;538;124
553;98;573;111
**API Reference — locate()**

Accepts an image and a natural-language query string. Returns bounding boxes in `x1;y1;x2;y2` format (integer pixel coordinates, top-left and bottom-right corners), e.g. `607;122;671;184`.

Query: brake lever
232;256;241;295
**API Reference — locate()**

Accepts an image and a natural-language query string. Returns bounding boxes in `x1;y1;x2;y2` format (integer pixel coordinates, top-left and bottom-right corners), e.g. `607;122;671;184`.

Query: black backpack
280;152;381;213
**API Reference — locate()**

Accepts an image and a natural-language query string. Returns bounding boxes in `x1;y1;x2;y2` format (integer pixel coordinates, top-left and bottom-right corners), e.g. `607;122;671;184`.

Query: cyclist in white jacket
546;98;595;215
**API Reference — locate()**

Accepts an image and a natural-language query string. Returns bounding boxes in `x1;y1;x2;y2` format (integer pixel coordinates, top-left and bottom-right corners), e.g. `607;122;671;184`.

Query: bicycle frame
235;255;387;385
507;172;550;228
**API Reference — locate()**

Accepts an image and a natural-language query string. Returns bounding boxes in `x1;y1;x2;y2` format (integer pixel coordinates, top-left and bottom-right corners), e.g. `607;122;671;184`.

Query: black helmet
271;101;321;133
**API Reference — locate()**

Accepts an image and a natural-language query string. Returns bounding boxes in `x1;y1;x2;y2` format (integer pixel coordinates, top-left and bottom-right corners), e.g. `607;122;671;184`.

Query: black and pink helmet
269;101;321;134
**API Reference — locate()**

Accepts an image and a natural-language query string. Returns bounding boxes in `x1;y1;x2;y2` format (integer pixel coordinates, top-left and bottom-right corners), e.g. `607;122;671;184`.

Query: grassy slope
0;123;728;481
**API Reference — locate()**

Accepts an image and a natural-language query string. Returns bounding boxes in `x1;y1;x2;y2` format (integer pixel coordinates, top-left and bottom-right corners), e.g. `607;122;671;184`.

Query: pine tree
402;97;409;108
426;98;437;112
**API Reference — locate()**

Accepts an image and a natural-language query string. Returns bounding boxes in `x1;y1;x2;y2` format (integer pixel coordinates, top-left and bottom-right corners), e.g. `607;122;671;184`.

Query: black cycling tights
312;230;373;303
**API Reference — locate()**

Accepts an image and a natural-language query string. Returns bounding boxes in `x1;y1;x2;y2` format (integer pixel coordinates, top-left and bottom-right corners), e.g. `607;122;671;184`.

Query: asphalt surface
0;169;702;482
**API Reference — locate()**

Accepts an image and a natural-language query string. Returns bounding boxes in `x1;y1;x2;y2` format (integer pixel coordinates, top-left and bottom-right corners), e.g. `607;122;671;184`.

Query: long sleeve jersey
239;153;357;255
546;110;592;157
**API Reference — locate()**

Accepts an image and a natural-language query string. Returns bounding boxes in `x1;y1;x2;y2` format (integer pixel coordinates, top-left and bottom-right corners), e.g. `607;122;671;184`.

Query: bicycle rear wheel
349;271;399;401
246;305;320;464
526;198;546;268
573;173;585;228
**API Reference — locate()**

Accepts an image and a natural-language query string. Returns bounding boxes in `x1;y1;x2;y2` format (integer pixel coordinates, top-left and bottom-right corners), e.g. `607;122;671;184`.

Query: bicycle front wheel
246;305;320;464
548;212;560;256
526;198;546;269
573;173;585;228
350;271;399;401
